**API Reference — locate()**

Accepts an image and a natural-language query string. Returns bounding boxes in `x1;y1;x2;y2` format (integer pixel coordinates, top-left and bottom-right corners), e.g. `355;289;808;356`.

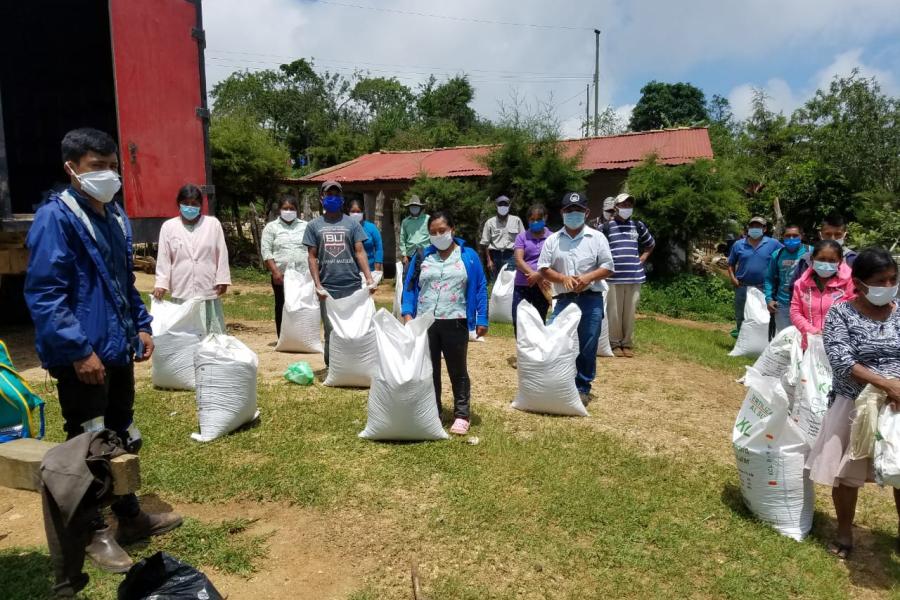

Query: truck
0;0;213;318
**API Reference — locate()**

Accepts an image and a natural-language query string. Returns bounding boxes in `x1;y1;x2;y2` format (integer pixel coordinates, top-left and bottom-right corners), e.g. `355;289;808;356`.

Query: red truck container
0;0;213;273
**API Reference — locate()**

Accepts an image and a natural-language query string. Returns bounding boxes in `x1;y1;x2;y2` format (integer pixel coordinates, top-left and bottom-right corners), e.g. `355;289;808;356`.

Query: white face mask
834;237;845;247
409;206;422;217
861;282;899;307
497;205;510;217
67;163;121;204
280;210;297;223
617;207;633;220
349;212;363;222
430;231;453;251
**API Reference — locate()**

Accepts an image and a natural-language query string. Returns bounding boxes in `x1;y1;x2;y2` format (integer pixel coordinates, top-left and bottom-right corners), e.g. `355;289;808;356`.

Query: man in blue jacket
25;128;182;574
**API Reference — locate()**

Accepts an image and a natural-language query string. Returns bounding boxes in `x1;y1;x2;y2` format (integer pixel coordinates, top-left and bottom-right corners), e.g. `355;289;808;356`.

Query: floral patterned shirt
417;246;468;320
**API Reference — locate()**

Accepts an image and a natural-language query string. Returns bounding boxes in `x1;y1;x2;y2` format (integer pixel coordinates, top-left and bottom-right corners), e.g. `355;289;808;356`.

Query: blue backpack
0;340;45;442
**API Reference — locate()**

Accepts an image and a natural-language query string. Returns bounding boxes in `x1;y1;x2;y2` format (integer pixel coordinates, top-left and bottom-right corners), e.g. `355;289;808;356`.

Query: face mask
430;231;453;251
349;212;363;222
861;282;899;307
563;211;586;229
322;195;343;213
409;206;422;217
812;260;838;278
68;163;121;204
617;208;633;220
833;237;845;247
747;227;764;240
280;210;297;223
497;205;510;217
783;238;802;251
529;220;545;234
604;211;614;220
179;204;201;221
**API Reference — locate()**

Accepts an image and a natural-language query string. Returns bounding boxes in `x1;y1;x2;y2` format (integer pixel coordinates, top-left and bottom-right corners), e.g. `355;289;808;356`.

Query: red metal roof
297;127;713;185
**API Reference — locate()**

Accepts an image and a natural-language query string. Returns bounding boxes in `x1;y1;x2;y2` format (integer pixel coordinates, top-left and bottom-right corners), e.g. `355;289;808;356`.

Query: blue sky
203;0;900;137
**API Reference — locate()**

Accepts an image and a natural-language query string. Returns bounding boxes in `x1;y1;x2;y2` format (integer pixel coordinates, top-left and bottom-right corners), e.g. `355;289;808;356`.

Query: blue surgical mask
783;238;802;251
812;260;838;278
563;211;585;229
322;195;343;213
180;204;201;221
748;227;764;240
529;220;545;234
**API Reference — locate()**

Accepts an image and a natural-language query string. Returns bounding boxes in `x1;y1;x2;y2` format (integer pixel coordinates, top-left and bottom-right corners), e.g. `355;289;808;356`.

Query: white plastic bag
733;367;814;541
275;269;323;354
875;405;900;488
751;326;800;378
359;310;448;441
849;385;886;460
192;334;259;442
512;301;588;417
151;298;206;390
597;293;614;357
789;334;832;445
324;288;377;387
360;270;384;288
729;287;770;357
489;264;515;324
393;261;404;319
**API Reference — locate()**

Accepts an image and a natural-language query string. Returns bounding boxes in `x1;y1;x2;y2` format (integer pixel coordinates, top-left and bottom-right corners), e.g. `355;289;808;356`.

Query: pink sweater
790;262;855;347
155;216;231;300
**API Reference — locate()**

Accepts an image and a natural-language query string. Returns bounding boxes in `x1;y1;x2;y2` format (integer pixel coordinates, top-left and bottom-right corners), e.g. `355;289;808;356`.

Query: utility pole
593;28;600;136
584;84;590;137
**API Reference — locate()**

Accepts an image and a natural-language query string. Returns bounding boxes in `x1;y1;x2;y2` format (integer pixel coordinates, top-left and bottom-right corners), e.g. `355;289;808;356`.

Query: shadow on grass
0;550;55;600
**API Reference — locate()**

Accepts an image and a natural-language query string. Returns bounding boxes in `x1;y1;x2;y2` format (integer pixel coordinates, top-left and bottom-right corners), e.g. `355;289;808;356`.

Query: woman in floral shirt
401;211;488;435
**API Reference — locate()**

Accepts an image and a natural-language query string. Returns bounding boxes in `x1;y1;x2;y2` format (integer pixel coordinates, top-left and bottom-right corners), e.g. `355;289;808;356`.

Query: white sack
849;385;886;460
275;269;323;354
789;334;832;446
597;292;614;357
512;301;588;417
729;287;770;357
489;264;515;324
360;270;384;288
151;298;206;390
323;288;377;387
875;405;900;488
359;310;448;441
393;261;404;319
751;326;800;378
192;334;259;442
733;367;814;541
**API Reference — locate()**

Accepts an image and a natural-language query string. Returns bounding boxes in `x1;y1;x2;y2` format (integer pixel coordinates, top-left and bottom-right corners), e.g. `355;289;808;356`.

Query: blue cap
561;192;588;209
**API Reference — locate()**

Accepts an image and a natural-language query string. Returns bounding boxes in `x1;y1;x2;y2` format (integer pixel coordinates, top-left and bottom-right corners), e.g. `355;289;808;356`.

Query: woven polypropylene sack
275;270;323;354
393;261;404;319
151;298;206;390
729;287;770;357
788;334;832;446
323;289;377;388
596;293;614;357
489;264;515;324
192;335;259;442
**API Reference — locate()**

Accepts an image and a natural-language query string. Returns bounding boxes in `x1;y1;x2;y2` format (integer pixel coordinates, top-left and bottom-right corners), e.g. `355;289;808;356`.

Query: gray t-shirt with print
302;214;368;297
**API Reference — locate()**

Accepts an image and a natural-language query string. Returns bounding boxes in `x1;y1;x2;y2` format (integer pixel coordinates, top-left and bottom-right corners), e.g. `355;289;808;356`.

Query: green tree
417;75;478;132
629;81;709;131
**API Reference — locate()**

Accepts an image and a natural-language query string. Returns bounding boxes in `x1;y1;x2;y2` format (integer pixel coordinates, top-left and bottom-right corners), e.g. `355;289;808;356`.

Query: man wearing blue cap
538;192;615;405
480;195;523;281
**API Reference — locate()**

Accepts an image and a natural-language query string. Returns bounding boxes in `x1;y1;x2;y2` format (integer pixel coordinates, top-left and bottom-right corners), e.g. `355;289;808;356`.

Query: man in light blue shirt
538;192;615;404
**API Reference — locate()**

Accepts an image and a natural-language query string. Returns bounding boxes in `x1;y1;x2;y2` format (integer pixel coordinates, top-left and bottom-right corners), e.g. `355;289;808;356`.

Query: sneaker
449;418;470;435
612;348;625;357
622;348;634;358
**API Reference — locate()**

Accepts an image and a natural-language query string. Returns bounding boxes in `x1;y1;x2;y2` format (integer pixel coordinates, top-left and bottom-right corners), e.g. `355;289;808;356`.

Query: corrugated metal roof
295;127;713;185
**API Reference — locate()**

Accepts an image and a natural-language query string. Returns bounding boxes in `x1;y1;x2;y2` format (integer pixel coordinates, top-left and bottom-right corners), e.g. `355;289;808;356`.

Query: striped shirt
603;219;655;284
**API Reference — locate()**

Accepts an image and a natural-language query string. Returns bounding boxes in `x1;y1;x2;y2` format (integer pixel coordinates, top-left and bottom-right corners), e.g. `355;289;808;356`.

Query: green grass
641;273;735;323
636;317;754;376
230;265;271;285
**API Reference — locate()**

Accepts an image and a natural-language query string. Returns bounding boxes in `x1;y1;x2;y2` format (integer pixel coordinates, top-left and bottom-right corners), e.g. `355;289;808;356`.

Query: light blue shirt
537;225;615;295
417;247;468;319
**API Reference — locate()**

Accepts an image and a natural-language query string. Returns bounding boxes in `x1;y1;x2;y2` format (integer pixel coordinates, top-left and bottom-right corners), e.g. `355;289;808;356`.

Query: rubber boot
116;510;184;545
85;526;133;573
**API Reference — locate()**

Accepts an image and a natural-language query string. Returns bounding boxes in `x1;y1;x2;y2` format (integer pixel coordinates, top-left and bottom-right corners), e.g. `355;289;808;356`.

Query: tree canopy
629;81;709;131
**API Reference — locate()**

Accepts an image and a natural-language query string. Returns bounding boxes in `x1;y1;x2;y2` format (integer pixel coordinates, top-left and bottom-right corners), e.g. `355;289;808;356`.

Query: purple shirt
513;228;552;286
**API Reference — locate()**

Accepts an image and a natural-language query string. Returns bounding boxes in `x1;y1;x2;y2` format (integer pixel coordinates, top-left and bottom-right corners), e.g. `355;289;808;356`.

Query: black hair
784;224;802;233
823;212;846;229
428;210;454;229
851;247;898;282
527;203;547;220
278;194;300;211
347;198;364;212
811;240;843;260
176;184;202;203
61;128;118;163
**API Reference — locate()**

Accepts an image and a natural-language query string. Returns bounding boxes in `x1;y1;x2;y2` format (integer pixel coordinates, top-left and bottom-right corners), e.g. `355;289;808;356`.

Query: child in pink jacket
790;240;855;349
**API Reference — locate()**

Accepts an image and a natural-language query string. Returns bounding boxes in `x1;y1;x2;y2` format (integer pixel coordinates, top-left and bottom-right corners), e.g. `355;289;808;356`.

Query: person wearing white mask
807;247;900;561
399;195;430;267
347;199;383;275
401;211;488;436
480;195;524;281
787;213;858;301
261;195;308;338
25;128;182;574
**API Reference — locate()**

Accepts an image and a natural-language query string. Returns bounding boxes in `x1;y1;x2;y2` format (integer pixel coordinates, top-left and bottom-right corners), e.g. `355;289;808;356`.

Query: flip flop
827;542;852;560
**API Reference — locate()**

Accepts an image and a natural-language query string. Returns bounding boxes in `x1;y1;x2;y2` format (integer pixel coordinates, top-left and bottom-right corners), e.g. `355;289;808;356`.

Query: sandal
827;542;853;560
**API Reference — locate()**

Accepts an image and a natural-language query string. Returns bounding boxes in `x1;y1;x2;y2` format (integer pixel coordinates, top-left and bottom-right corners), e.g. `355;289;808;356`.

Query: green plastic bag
284;361;314;385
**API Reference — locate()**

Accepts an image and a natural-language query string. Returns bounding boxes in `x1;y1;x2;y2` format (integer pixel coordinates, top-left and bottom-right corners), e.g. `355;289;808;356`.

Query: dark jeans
428;318;471;420
512;284;550;337
489;249;515;281
549;291;604;394
272;278;285;337
48;362;141;520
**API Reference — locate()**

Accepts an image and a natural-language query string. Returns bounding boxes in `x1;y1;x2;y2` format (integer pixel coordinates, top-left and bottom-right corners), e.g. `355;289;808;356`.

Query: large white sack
848;385;886;460
751;326;800;378
360;271;384;288
489;264;515;324
275;269;323;354
729;287;770;357
393;261;404;319
512;301;588;417
733;367;814;541
875;404;900;488
597;293;614;357
789;334;832;446
324;288;377;387
192;334;259;442
151;298;206;390
359;310;448;441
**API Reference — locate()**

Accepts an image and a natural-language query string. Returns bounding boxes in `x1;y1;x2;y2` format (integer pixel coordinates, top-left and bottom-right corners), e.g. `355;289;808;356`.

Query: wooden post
393;195;402;261
773;197;784;239
302;195;312;221
248;202;264;268
374;191;385;232
363;192;376;222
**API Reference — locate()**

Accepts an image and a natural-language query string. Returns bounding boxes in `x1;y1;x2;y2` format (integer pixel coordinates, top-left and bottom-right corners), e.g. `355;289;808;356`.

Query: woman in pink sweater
790;240;855;348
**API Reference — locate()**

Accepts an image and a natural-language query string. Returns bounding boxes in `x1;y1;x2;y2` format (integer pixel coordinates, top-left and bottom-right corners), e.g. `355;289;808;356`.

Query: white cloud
728;78;800;121
814;48;898;94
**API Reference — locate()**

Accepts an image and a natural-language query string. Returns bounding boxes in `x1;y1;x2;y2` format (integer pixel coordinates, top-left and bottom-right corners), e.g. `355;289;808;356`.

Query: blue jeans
489;249;514;281
774;301;792;333
549;291;604;394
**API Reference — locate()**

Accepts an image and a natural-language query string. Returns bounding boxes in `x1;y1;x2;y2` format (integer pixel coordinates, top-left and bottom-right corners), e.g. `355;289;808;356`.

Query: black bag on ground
118;552;223;600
